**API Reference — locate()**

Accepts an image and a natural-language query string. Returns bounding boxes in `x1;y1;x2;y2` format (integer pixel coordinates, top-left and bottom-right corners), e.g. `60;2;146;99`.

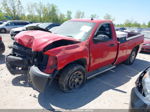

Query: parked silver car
0;20;30;33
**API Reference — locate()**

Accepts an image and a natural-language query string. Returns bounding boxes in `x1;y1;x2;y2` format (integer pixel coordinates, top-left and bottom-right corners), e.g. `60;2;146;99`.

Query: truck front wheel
124;48;137;65
59;64;86;92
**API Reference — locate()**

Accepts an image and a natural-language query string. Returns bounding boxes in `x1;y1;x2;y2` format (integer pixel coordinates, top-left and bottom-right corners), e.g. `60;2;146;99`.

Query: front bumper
29;66;54;92
0;41;5;54
6;55;28;74
130;88;150;111
130;88;148;108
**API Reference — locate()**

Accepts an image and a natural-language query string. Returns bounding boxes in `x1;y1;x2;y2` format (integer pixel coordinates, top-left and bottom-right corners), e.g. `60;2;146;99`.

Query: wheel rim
68;71;84;90
130;51;136;63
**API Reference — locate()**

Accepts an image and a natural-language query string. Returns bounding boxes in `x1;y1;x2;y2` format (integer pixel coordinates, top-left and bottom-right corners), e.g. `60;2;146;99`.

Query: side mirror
93;34;110;43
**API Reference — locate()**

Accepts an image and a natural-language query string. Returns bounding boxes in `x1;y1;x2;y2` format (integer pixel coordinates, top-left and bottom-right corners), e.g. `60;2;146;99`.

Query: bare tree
90;14;99;19
1;0;23;19
103;13;115;21
75;11;85;19
148;21;150;27
66;10;72;20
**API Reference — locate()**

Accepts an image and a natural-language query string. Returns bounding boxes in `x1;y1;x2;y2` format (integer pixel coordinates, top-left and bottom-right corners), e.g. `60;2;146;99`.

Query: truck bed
115;32;144;64
117;31;142;43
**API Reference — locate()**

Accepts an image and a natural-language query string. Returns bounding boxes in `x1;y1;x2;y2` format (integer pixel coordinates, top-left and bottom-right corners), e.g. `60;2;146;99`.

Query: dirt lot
0;34;150;110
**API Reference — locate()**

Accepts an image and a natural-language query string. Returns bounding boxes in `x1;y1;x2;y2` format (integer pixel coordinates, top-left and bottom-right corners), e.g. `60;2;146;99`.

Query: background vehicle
6;19;144;92
130;66;150;112
0;36;5;54
115;27;127;31
125;27;143;33
10;23;40;39
141;31;150;52
0;20;30;33
37;23;60;30
0;21;4;25
10;23;60;39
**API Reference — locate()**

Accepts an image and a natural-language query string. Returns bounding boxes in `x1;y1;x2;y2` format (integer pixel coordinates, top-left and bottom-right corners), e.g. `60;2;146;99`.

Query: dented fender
44;41;89;71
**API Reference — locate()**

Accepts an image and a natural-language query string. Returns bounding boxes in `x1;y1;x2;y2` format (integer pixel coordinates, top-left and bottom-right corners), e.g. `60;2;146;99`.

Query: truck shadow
12;74;32;87
38;58;150;110
0;55;5;64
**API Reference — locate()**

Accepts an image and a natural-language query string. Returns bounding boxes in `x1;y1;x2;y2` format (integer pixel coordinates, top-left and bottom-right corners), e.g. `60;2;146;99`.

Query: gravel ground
0;34;150;110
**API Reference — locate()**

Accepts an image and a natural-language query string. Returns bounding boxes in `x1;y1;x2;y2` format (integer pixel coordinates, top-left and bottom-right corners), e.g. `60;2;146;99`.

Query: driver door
89;23;118;71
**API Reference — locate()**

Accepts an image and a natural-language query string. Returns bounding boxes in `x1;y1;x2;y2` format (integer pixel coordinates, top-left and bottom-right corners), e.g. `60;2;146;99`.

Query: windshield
51;21;95;41
38;23;51;29
141;31;150;39
1;21;9;26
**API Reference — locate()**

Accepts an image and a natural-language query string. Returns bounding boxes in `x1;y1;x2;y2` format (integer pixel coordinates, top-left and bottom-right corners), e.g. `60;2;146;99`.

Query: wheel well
1;28;6;30
65;58;87;69
72;59;87;67
0;28;7;32
134;45;140;52
56;58;87;78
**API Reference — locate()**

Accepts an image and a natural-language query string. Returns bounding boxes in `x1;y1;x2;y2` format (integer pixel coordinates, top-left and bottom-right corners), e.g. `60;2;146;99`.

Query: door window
95;23;112;40
6;22;15;26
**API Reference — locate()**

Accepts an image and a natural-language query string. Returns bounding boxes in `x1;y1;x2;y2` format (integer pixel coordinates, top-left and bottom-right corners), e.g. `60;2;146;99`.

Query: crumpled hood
15;30;78;51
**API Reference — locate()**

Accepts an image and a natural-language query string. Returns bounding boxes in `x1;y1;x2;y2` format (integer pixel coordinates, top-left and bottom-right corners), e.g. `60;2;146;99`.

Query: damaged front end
29;65;58;92
6;41;58;92
6;30;81;91
6;42;49;75
29;40;79;92
130;66;150;111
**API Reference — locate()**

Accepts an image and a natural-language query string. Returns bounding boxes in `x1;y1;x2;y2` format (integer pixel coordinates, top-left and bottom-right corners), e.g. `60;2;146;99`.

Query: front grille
13;42;32;58
12;42;48;70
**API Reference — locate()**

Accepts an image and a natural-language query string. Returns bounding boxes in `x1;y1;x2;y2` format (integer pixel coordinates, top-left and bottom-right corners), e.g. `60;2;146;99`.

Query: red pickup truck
6;19;144;92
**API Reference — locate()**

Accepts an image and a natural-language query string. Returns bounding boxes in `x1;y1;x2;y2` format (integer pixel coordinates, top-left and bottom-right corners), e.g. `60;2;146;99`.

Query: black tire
0;42;5;54
124;48;138;65
59;64;86;92
0;28;7;33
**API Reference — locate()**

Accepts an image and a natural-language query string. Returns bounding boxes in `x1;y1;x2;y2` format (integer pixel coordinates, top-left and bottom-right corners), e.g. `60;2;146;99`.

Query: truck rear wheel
124;48;137;65
58;64;86;92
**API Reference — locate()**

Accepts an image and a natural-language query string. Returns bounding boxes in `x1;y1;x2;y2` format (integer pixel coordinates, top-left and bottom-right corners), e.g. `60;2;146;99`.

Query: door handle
109;44;115;47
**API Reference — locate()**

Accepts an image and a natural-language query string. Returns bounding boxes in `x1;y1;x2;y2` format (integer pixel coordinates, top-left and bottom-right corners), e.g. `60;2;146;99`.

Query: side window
20;22;29;25
6;23;10;26
23;22;29;25
6;22;14;26
96;23;112;39
15;22;23;25
14;22;28;25
14;22;19;25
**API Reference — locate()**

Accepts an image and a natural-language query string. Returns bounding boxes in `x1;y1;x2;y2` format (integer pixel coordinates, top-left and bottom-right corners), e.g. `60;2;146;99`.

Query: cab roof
70;19;112;24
